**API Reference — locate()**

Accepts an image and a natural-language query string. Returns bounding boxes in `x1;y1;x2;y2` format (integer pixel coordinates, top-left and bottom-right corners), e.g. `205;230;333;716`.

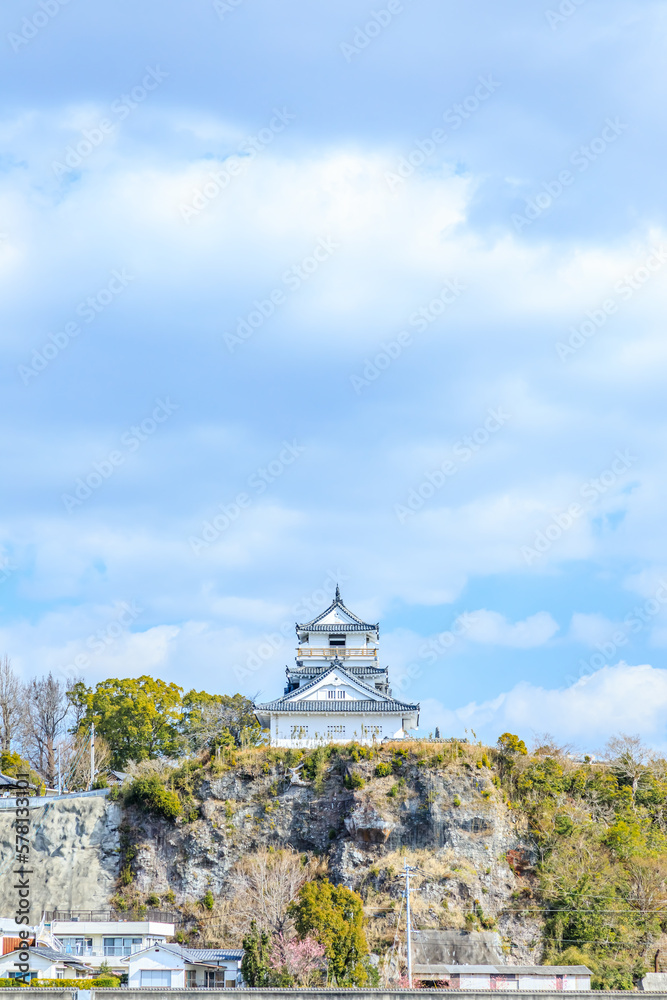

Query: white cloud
423;663;667;752
569;612;617;646
463;609;559;647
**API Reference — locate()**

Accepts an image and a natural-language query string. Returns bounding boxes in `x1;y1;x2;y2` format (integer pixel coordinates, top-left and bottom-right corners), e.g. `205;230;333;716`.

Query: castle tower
253;587;420;747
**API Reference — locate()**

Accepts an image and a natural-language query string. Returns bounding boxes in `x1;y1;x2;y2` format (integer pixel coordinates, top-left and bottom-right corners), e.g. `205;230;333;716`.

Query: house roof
296;587;378;633
121;943;243;966
0;772;36;788
254;663;418;715
414;965;592;976
1;946;90;970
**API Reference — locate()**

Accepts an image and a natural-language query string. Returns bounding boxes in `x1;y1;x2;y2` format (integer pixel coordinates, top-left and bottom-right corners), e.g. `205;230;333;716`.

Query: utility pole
89;723;95;791
405;864;413;988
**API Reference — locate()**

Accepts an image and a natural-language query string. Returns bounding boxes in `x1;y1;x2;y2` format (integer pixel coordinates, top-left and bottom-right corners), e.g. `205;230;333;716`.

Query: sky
1;0;667;753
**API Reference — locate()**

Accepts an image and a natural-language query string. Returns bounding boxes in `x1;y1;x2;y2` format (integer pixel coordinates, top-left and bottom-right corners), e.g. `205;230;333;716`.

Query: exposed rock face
345;796;395;843
0;758;543;964
0;791;122;920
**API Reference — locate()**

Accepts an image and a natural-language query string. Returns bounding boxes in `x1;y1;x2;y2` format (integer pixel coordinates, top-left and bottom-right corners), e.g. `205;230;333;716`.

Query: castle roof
296;586;379;633
254;662;418;716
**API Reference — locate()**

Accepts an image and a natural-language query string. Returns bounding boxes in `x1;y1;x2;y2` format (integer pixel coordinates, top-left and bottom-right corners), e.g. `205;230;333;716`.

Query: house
413;964;592;991
122;942;244;988
254;586;419;747
0;945;91;982
47;913;176;976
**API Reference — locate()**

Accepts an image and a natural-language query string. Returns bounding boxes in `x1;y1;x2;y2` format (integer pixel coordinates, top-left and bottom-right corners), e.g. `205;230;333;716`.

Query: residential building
254;586;419;747
45;912;176;976
122;942;244;988
413;964;592;990
0;946;91;982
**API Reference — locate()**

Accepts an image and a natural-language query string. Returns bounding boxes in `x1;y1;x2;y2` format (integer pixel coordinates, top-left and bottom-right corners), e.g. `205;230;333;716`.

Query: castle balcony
297;646;378;658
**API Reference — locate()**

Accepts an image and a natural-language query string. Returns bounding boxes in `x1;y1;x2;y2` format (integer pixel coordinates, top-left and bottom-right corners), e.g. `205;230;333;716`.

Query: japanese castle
253;587;420;747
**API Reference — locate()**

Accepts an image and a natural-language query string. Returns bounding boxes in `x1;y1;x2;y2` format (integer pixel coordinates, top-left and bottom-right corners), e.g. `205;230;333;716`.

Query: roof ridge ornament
335;583;341;603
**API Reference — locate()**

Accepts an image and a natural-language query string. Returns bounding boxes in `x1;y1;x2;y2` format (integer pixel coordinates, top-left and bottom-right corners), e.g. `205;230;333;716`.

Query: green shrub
453;794;461;807
344;771;365;790
125;775;182;821
201;889;215;910
375;762;392;777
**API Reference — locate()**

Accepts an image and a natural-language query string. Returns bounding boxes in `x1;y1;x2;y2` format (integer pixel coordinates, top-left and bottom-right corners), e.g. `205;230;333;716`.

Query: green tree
181;690;261;750
77;676;184;768
289;878;368;986
241;920;272;987
125;775;182;821
497;732;528;755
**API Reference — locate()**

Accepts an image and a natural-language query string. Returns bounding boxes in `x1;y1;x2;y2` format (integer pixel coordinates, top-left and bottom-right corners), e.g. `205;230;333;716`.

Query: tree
77;676;184;768
0;655;23;753
241;921;272;987
604;733;655;805
269;933;325;987
289;878;369;986
181;690;261;750
25;673;70;785
228;848;317;935
497;732;528;755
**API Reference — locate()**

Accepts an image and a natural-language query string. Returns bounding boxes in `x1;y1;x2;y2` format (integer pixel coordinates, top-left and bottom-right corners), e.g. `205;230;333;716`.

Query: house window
141;970;172;987
186;969;197;988
329;634;346;646
104;936;142;956
61;937;93;955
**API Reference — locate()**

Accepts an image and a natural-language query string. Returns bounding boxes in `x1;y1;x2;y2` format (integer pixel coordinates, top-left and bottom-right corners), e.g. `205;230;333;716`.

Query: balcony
297;647;378;658
60;945;148;957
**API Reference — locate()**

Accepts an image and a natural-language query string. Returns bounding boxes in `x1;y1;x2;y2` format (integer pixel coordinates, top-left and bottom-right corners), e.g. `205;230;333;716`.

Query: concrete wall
28;990;667;999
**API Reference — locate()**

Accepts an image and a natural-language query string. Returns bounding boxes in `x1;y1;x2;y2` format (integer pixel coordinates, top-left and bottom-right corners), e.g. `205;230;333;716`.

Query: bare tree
25;673;70;785
603;733;655;804
0;654;24;754
227;848;320;935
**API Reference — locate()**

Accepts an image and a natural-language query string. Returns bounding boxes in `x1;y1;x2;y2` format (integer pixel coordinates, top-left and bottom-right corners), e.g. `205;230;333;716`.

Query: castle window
327;690;346;699
329;634;346;646
327;725;345;736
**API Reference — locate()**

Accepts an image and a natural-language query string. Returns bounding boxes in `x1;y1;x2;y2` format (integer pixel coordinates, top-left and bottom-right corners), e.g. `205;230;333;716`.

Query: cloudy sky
2;0;667;752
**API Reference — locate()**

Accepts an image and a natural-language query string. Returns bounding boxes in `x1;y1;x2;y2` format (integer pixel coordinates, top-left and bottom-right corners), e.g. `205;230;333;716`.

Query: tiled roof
255;663;417;714
256;698;418;713
185;949;244;961
297;589;378;632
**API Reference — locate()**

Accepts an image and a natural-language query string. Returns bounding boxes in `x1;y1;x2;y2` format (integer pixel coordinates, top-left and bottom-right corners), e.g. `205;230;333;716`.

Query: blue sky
2;0;667;752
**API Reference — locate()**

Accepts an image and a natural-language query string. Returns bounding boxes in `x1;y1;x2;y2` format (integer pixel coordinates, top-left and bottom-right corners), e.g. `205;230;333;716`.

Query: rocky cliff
0;746;543;964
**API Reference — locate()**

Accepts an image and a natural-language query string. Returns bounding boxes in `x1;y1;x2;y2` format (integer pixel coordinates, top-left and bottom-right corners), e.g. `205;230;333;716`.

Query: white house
45;914;175;976
0;945;91;982
413;964;592;990
122;942;244;988
254;587;419;747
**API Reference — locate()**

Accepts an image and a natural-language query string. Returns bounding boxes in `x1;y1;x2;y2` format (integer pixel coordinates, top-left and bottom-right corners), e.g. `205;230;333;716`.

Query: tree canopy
289;878;369;986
